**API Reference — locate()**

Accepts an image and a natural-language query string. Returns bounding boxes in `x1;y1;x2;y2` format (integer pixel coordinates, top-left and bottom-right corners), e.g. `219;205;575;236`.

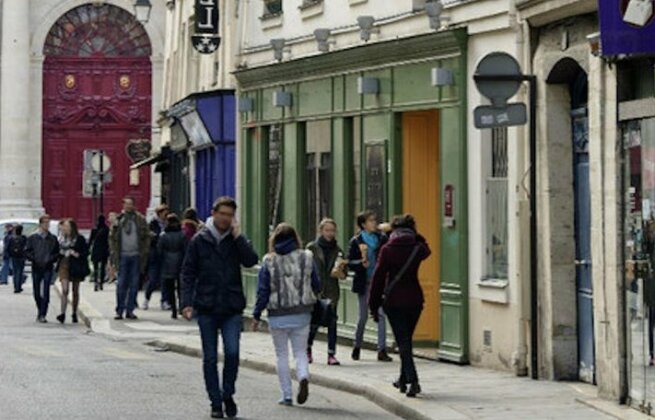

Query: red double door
42;57;152;228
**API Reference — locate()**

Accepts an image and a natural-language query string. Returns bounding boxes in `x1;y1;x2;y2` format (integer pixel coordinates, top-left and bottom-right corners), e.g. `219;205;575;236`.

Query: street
0;284;397;420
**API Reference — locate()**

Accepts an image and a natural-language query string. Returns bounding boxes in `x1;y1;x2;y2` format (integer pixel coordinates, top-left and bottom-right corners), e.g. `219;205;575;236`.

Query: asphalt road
0;284;397;419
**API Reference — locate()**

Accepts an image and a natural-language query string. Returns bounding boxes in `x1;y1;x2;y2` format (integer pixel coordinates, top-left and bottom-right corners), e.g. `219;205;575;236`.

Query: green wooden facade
235;30;470;363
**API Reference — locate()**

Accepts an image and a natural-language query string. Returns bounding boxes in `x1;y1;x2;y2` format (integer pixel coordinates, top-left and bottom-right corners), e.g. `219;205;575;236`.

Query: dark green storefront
235;30;470;363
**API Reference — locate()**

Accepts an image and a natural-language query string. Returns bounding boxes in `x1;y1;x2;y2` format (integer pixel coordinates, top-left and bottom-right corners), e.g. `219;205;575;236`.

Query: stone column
0;0;41;218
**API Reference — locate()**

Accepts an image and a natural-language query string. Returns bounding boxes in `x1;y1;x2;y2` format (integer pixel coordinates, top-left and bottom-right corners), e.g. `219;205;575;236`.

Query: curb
147;339;432;420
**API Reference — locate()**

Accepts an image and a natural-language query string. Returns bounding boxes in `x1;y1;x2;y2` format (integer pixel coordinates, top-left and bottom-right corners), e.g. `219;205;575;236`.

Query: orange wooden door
402;111;440;343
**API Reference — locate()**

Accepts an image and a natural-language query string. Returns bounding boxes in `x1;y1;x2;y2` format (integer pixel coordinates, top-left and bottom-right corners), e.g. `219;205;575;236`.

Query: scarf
361;231;380;279
121;212;136;235
317;236;337;254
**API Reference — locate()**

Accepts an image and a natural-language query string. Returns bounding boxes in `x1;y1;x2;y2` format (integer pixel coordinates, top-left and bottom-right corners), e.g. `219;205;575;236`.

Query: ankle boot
392;379;407;393
406;382;421;398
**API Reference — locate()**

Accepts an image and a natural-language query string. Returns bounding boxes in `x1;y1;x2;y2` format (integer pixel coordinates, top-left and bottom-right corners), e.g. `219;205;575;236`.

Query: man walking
143;204;169;310
0;224;14;285
25;215;59;322
109;197;150;320
181;197;258;419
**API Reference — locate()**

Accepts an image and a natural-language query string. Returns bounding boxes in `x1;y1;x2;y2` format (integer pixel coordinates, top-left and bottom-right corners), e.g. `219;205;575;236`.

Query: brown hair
39;214;50;224
356;210;376;231
65;218;80;238
123;196;135;204
212;196;237;212
268;223;302;254
166;213;181;229
318;218;337;231
182;207;199;222
155;204;169;216
390;214;416;232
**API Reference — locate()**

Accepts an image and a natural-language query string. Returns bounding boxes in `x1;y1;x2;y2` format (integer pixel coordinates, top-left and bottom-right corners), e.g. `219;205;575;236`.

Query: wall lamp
425;1;448;30
134;0;152;24
357;77;379;95
431;68;454;86
273;91;292;108
238;97;254;113
271;38;288;62
357;16;380;42
314;28;335;53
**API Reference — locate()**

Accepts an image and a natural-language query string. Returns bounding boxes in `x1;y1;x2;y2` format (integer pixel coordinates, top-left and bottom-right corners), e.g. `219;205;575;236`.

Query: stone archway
41;4;153;227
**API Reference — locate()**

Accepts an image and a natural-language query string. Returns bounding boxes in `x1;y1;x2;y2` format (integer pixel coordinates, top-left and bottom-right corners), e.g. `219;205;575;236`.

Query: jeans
0;256;11;284
116;255;140;316
145;255;168;304
93;260;107;286
270;323;311;400
308;312;338;356
11;258;25;292
386;306;422;384
355;288;387;351
197;313;242;408
32;269;53;318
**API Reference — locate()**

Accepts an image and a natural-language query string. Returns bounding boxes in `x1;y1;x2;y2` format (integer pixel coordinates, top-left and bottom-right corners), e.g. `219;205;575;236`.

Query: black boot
72;313;78;323
406;382;421;398
392;379;407;393
351;347;361;361
56;314;65;324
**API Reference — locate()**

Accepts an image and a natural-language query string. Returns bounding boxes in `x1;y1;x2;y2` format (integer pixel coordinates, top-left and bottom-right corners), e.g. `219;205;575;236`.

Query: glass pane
486;178;508;279
268;125;283;233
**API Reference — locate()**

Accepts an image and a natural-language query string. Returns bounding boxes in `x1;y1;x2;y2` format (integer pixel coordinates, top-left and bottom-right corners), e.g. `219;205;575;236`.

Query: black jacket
181;228;259;315
347;232;388;295
158;227;188;280
89;225;109;263
8;235;27;259
25;231;60;271
68;236;90;280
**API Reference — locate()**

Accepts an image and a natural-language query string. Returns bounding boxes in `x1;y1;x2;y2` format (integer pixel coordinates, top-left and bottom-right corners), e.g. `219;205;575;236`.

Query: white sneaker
142;299;149;310
161;302;172;311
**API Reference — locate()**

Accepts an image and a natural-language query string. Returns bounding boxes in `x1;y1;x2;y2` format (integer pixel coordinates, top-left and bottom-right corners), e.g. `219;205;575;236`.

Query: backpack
9;236;26;258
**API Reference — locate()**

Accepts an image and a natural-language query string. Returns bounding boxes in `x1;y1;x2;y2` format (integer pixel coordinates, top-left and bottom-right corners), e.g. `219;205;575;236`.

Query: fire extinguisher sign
444;184;455;228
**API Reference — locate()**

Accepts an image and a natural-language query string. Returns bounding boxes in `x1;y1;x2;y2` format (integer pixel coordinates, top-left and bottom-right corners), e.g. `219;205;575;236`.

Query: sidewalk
59;281;648;420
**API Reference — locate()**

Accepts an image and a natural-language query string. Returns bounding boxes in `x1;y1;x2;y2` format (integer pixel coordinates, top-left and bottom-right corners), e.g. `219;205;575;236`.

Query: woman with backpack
89;215;110;291
252;223;320;407
8;224;27;293
157;213;188;319
369;214;431;398
56;219;90;324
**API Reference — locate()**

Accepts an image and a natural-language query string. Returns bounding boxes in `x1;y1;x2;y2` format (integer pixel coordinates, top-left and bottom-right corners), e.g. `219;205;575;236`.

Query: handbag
311;298;335;327
381;244;422;305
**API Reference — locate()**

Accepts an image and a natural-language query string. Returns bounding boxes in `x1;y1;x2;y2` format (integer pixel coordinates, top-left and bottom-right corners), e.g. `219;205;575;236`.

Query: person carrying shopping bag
252;223;320;407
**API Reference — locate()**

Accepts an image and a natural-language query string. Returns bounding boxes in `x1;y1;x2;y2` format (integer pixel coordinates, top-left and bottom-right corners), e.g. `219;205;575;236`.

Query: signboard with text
599;0;655;56
192;0;221;54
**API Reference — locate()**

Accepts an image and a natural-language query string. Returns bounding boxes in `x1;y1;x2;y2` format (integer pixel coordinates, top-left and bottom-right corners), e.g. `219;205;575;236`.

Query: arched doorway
42;4;152;228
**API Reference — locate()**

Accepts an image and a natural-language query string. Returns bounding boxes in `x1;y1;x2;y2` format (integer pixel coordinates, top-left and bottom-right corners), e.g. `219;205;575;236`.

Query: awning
129;146;171;170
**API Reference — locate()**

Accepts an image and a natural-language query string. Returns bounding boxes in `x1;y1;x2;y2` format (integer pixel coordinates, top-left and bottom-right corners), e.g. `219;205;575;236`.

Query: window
352;117;362;232
305;120;332;240
268;124;283;233
486;127;509;279
264;0;283;17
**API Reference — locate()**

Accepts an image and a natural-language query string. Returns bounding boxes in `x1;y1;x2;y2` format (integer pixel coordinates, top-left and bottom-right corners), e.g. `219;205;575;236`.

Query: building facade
0;0;167;227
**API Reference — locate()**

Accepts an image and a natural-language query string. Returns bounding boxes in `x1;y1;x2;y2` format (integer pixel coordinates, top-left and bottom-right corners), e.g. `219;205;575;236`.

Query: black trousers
93;260;107;285
164;277;179;317
386;305;422;384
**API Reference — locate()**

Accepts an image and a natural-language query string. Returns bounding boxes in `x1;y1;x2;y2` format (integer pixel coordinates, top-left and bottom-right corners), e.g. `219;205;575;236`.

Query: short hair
390;214;416;232
166;213;181;228
356;210;376;230
14;225;23;235
318;218;337;231
155;204;169;215
39;214;50;224
268;223;302;254
212;196;237;212
123;196;135;204
182;207;199;222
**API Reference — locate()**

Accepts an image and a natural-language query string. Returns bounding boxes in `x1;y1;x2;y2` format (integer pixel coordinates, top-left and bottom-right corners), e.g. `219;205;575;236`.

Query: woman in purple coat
369;214;431;398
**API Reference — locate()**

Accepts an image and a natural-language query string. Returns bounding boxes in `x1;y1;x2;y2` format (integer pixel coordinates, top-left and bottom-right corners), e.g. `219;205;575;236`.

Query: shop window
268;124;283;233
352;117;362;233
305;120;332;240
485;127;509;280
263;0;283;17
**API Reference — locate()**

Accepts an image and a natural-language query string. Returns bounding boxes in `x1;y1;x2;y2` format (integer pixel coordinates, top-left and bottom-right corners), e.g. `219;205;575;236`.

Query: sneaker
223;397;238;418
126;313;138;320
38;317;47;324
210;406;224;419
56;314;65;324
161;302;172;311
378;350;393;362
114;313;123;320
351;347;361;361
142;299;149;310
72;313;78;324
278;398;293;406
327;355;340;366
297;378;309;405
307;348;313;364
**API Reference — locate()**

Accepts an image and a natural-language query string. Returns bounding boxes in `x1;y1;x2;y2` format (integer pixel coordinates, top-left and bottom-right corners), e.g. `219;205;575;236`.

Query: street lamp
134;0;152;24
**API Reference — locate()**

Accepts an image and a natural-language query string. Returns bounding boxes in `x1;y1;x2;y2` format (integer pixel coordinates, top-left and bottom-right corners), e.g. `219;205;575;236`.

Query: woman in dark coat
369;214;431;398
158;213;188;319
89;215;110;291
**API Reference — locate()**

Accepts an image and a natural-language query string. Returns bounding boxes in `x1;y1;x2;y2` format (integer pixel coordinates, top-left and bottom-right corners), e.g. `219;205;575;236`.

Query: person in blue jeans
0;224;14;285
8;224;27;293
25;215;60;323
181;196;258;419
143;204;169;310
109;197;150;320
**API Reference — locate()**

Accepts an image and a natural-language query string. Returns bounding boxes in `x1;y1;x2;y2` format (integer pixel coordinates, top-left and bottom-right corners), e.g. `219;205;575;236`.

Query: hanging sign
599;1;655;56
192;0;221;54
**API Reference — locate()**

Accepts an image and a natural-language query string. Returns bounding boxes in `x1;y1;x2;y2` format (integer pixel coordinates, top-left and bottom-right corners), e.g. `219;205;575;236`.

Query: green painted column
331;118;353;248
282;122;305;235
246;126;268;257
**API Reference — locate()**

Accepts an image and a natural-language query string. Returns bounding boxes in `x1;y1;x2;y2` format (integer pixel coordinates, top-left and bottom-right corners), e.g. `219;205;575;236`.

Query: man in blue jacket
181;196;259;419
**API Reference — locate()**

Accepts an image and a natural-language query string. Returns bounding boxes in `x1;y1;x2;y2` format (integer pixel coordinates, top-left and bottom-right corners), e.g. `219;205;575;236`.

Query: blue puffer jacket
180;228;259;315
